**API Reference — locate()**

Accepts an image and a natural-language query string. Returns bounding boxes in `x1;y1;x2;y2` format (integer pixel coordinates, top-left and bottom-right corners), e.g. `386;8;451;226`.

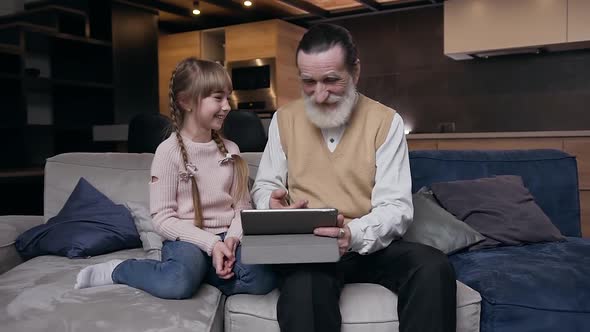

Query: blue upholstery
450;237;590;332
409;149;581;237
409;149;590;332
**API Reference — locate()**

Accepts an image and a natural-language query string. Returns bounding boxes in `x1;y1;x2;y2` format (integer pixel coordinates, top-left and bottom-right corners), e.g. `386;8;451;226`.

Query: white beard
304;80;358;129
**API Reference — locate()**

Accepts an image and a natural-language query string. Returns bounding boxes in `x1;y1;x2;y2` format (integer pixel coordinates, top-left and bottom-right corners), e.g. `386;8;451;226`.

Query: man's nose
314;84;329;103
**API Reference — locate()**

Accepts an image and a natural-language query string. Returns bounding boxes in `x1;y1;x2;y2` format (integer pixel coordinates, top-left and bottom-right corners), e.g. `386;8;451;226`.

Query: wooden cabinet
567;0;590;42
444;0;568;58
275;21;307;107
407;134;590;237
158;20;306;114
581;191;590;239
157;31;201;116
225;19;305;108
407;139;437;151
436;138;563;151
564;138;590;190
225;20;278;62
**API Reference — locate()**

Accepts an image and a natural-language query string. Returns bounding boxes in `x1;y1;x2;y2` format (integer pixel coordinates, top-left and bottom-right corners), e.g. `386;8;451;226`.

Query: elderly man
251;23;456;332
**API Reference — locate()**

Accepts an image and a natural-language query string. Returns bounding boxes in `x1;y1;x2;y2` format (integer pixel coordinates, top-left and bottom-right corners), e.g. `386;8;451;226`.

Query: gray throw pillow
431;175;565;251
404;188;485;254
125;202;164;260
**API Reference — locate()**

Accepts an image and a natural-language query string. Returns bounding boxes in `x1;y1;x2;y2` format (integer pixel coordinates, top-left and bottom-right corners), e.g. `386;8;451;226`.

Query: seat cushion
224;281;481;332
0;249;223;332
450;237;590;332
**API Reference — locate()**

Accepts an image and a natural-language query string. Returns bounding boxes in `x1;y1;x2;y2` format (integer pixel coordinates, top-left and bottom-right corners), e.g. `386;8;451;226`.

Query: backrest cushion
431;175;565;250
410;149;581;237
44;153;154;222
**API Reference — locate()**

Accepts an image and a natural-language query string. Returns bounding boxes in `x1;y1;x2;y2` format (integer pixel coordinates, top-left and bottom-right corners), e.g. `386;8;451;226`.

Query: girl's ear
176;93;194;113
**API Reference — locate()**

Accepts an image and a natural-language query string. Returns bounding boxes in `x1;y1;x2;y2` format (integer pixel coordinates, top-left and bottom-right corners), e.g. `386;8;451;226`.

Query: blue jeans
112;238;276;299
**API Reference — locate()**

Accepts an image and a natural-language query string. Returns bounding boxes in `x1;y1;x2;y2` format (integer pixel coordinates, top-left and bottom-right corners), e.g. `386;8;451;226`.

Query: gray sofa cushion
225;281;481;332
0;216;44;274
125;201;164;260
0;249;223;332
404;189;485;254
44;153;154;221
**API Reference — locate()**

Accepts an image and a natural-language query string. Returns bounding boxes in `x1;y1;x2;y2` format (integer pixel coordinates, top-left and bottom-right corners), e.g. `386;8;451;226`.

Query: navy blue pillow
16;177;141;259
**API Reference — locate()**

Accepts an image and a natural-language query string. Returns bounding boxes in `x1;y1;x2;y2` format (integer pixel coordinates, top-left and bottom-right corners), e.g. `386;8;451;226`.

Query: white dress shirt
251;112;414;255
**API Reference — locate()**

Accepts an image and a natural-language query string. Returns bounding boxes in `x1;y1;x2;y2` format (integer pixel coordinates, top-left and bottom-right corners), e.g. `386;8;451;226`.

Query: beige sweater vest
277;94;395;222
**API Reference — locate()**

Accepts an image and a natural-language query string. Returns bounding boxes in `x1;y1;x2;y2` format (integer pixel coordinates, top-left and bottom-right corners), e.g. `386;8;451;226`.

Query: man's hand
313;214;351;256
269;189;308;209
212;241;235;279
223;236;240;271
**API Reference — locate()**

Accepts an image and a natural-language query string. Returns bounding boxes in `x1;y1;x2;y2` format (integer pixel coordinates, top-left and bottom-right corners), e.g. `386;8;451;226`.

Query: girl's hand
223;236;240;270
212;241;234;279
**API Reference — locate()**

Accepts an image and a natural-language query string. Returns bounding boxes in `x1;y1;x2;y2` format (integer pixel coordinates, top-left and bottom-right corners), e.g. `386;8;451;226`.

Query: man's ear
353;59;361;85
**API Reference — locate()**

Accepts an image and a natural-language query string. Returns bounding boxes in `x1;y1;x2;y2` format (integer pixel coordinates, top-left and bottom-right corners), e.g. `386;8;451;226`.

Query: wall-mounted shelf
0;5;115;170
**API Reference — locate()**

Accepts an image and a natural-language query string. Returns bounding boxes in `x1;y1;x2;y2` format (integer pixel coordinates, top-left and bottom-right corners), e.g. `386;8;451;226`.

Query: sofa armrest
0;215;44;274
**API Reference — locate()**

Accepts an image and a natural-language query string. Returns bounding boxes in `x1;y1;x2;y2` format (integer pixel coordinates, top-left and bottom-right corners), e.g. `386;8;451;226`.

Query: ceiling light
243;0;253;7
192;1;201;15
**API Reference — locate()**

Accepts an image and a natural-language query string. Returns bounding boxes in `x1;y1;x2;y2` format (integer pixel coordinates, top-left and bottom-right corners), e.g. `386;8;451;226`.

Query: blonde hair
168;57;249;228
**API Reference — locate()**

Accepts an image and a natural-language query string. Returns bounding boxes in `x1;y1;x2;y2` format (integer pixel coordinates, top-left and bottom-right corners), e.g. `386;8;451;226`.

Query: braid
169;61;204;228
211;130;228;155
212;130;249;202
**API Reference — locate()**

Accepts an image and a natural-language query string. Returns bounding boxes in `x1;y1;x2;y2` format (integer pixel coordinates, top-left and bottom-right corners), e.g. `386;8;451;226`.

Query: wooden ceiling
153;0;443;32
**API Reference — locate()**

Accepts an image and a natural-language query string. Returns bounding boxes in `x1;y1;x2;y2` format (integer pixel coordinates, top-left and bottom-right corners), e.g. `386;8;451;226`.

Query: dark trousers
275;240;457;332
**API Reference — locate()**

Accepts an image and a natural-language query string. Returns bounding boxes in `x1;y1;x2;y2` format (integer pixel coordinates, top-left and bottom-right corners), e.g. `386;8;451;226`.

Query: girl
74;58;276;299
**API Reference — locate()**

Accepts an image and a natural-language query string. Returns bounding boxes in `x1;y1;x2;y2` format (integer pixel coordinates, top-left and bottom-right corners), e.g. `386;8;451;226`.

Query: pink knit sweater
149;134;251;255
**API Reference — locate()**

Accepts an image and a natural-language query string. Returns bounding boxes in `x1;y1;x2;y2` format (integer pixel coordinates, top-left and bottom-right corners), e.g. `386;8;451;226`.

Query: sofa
410;149;590;332
0;148;585;331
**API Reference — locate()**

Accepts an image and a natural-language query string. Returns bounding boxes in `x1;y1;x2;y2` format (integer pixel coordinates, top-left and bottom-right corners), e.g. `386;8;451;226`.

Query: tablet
241;208;339;235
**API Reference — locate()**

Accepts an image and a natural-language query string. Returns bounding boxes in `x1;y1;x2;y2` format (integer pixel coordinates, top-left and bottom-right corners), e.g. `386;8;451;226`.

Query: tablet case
240;209;340;264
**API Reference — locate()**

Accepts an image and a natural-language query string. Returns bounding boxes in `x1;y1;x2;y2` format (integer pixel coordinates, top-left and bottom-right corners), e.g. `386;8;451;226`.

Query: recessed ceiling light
243;0;253;7
192;8;201;15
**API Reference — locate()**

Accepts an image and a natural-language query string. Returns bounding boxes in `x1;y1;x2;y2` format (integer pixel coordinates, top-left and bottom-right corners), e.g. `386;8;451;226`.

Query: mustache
313;94;343;106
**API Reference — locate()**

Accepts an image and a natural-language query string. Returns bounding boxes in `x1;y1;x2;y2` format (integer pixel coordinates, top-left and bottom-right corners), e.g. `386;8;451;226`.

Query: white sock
74;259;123;289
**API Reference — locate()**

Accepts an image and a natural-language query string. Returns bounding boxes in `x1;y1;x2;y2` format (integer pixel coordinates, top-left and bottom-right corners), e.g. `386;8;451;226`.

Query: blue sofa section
409;149;590;332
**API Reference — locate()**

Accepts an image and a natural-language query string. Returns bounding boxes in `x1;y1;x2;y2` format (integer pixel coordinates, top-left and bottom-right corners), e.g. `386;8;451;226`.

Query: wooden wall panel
158;31;200;116
276;20;305;108
407;139;438;151
564;138;590;190
580;191;590;238
333;7;590;133
225;20;278;62
436;138;563;151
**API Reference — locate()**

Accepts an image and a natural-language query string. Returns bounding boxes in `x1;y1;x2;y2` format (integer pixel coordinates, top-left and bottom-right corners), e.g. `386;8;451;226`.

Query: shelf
53;78;113;89
22;76;113;90
0;44;22;54
0;5;87;25
0;4;88;38
0;22;111;48
0;73;21;80
0;168;44;178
